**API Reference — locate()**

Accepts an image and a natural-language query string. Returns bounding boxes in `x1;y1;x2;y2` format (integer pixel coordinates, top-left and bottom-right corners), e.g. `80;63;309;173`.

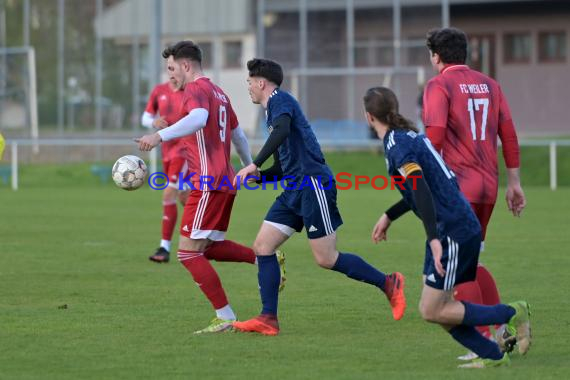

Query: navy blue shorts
423;233;481;291
264;177;343;239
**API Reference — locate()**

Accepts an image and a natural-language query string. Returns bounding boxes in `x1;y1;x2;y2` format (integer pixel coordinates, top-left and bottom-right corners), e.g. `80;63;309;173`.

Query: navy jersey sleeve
269;93;295;120
387;133;419;174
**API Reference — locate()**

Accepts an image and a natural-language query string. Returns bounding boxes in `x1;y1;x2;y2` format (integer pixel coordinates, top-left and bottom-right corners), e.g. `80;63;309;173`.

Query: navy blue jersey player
233;59;406;335
364;87;531;368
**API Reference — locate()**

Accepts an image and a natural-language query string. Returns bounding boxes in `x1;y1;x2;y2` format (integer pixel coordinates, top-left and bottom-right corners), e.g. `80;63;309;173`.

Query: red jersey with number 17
145;82;187;162
181;77;239;193
422;65;513;205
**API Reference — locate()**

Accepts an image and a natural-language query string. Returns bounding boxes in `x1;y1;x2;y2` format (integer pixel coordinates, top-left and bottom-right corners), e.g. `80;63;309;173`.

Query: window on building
504;33;531;63
405;39;430;66
198;42;213;69
223;41;242;69
538;31;566;63
467;35;496;78
354;39;393;67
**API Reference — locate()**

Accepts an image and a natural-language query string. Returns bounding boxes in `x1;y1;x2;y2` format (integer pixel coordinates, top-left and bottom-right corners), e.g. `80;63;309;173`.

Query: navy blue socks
462;302;516;326
449;325;503;360
331;252;386;291
257;254;281;316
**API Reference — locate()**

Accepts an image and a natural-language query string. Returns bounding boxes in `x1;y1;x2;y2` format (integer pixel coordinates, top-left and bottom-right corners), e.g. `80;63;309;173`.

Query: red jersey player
142;79;189;263
423;27;526;359
136;41;285;334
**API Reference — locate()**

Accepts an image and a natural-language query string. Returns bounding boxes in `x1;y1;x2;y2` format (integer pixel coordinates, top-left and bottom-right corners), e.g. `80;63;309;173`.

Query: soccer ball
112;155;148;191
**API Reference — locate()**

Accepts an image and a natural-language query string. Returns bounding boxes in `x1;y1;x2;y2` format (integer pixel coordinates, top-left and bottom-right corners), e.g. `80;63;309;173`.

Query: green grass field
1;152;569;379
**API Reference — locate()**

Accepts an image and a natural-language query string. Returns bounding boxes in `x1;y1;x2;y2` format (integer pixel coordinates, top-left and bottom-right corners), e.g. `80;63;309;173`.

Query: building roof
265;0;536;12
94;0;253;40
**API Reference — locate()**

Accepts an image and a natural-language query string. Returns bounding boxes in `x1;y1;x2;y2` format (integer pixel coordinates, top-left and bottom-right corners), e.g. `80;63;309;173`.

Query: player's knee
178;236;192;251
163;187;177;202
252;239;272;256
313;252;336;269
419;300;439;323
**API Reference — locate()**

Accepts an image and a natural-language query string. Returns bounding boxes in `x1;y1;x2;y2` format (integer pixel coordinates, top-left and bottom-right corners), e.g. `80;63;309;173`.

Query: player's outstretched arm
257;152;283;183
235;114;291;186
135;108;208;151
253;114;291;168
158;108;208;141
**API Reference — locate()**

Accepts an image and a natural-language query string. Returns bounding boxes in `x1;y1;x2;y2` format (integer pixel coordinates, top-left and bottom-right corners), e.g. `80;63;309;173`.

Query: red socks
205;240;256;264
475;265;501;305
455;280;492;337
162;201;178;241
177;250;229;309
455;265;503;337
476;264;502;331
176;241;254;310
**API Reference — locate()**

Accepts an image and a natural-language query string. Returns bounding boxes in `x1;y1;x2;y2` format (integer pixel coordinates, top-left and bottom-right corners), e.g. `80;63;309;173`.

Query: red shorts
180;190;236;241
470;203;495;241
163;158;188;189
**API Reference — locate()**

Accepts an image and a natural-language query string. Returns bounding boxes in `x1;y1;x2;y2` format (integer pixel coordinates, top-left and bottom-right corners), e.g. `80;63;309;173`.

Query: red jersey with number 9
422;65;513;205
181;77;238;193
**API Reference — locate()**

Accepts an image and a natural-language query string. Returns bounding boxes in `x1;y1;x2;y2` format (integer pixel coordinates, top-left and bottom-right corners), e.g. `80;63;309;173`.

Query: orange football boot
385;272;406;320
232;314;280;336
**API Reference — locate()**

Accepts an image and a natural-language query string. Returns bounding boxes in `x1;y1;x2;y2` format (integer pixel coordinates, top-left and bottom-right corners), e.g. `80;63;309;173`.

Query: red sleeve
498;119;520;169
229;105;239;130
497;87;519;168
498;85;513;123
422;80;449;128
183;84;209;113
426;126;446;152
144;86;159;114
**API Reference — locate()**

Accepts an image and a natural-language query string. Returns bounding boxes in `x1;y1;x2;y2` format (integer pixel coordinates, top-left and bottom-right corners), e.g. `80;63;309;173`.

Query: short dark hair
162;40;202;64
247;58;283;86
426;27;467;64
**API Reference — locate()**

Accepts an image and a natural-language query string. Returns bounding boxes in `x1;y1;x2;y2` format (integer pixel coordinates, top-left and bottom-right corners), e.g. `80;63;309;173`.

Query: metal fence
3;138;569;191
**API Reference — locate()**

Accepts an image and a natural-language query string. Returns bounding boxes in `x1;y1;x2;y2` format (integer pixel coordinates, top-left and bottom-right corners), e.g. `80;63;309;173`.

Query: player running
232;59;405;336
136;41;285;334
422;27;526;359
141;78;189;263
365;86;531;368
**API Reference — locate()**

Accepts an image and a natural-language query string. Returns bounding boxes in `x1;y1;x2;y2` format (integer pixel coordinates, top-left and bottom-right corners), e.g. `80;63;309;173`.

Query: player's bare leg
420;285;466;325
419;285;530;367
309;233;406;320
